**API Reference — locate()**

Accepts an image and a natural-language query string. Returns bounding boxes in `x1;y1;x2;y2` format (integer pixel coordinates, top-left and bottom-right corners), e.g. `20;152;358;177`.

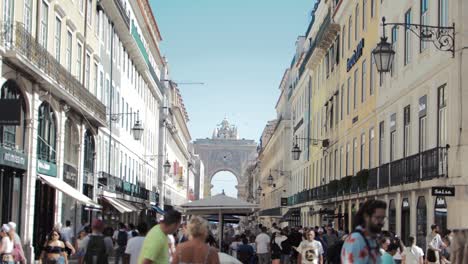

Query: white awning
102;196;133;213
38;174;101;208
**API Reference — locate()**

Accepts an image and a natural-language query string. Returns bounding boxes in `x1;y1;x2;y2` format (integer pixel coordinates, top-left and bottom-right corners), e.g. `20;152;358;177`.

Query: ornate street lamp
292;143;302;161
131;120;144;141
256;185;262;197
267;170;274;187
373;17;455;74
163;160;171;175
291;136;329;161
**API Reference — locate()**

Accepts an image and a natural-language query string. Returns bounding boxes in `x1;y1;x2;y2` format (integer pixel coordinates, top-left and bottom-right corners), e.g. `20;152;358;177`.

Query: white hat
8;222;16;230
318;227;324;233
2;224;10;233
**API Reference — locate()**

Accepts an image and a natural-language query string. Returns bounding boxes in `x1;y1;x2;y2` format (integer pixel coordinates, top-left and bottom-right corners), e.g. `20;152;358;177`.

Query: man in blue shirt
341;200;387;264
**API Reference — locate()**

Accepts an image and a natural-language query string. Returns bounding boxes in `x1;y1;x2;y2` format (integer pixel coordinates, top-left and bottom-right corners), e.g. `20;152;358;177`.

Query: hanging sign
347;39;365;72
432;186;455;196
0;99;21;126
281;198;288;206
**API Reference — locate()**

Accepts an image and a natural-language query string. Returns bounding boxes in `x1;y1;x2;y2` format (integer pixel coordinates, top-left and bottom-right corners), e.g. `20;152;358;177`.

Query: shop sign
0;146;27;170
347;39;365;72
281;198;288;206
37;159;57;176
435;197;447;208
432;186;455;196
402;198;410;208
63;164;78;187
0;99;21;125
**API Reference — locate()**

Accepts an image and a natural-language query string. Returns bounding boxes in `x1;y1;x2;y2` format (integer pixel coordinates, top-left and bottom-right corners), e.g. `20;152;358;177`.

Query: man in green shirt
138;210;182;264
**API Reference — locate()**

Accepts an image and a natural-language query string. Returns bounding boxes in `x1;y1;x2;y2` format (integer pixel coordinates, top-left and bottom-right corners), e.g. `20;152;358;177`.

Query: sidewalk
68;256;116;263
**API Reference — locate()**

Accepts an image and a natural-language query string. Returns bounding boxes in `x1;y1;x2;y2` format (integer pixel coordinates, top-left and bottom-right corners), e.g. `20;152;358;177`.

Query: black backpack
117;230;128;247
84;235;108;264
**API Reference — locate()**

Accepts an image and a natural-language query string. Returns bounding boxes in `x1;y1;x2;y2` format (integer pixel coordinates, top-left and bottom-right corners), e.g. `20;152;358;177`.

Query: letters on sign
347;39;365;72
431;186;455;196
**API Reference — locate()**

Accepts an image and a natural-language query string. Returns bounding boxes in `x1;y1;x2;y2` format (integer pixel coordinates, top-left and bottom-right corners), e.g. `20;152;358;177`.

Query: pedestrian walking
296;230;323;264
75;230;88;264
270;233;281;264
401;236;424;264
255;227;270;264
230;236;241;259
382;242;399;264
123;223;148;264
7;222;25;264
138;210;182;264
426;224;447;264
38;230;67;264
237;237;254;264
61;220;74;245
81;219;113;264
341;199;387;264
278;229;292;264
53;223;76;258
113;223;129;264
171;216;220;264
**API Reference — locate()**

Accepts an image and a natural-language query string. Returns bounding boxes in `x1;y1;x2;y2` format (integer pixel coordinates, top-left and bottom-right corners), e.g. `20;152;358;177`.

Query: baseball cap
8;222;16;230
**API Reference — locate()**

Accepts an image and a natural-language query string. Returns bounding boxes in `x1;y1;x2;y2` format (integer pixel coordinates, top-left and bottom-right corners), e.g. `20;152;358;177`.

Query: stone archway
193;119;257;201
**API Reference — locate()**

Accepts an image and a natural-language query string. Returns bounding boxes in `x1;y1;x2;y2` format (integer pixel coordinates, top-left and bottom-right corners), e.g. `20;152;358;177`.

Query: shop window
0;80;26;150
416;196;427;250
388;199;396;233
37;102;57;162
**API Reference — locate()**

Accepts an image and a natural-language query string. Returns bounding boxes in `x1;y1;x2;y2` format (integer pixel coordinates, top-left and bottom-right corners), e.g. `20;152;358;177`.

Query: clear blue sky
150;0;315;196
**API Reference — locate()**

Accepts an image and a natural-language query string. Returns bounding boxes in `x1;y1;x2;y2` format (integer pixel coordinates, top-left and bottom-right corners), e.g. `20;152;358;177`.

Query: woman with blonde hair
172;217;220;264
0;224;15;264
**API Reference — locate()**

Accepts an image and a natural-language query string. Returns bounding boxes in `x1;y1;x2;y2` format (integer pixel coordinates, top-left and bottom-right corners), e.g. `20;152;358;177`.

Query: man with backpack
113;222;129;264
81;219;113;264
341;200;387;264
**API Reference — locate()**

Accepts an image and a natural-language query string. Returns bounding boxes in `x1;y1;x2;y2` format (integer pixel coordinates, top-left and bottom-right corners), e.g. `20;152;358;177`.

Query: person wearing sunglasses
39;231;67;264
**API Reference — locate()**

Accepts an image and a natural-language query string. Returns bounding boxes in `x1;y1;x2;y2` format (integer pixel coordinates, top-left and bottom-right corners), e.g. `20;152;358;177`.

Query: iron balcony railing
0;22;106;125
287;147;448;206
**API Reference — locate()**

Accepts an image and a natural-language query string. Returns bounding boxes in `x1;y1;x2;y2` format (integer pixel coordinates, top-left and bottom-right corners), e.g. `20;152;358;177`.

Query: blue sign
347;39;365;72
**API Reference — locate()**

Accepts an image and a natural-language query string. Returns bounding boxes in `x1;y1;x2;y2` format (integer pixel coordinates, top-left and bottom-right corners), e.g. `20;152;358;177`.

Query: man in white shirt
61;220;74;243
426;224;447;264
124;223;148;264
402;236;424;264
297;230;323;264
255;227;271;264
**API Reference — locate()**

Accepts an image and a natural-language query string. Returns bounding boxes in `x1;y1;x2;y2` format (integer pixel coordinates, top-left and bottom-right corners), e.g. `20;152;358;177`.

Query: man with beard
341;200;387;264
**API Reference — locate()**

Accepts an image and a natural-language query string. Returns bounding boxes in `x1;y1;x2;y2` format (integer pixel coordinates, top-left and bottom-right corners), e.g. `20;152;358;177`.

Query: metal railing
0;22;106;124
287;147;448;206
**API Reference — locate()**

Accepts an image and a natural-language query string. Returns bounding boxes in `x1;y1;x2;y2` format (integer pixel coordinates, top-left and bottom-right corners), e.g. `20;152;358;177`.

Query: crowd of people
223;200;453;264
0;201;456;264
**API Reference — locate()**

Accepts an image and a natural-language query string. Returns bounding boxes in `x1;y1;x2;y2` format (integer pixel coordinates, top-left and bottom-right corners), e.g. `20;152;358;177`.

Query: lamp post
373;17;455;74
267;171;274;187
291;136;330;161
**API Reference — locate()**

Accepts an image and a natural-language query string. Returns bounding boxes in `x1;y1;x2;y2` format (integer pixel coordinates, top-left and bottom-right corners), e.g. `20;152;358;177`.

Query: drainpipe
82;0;89;86
107;24;114;187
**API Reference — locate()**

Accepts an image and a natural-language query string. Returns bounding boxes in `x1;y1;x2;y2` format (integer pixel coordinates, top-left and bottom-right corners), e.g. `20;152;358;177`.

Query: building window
348;16;352;50
347;77;351;115
55;17;62;62
404;9;412;65
438;85;447;146
99;71;104;101
77;43;83;82
371;0;375;18
391;26;398;75
355;4;359;41
80;0;85;14
379;121;385;165
389;199;396;233
93;62;98;96
370;55;375;95
342;26;346;58
439;0;448;27
363;0;367;31
40;0;49;49
421;0;429;51
66;31;72;72
334;149;338;180
369;128;375;168
354;69;359;109
360;133;365;170
353;138;358;174
346;143;350;176
83;130;95;173
340;84;344;120
24;0;33;33
105;79;110;108
85;53;91;89
0;80;26;149
37;102;57;162
86;0;92;26
403;105;411;157
419;95;427;152
362;60;367;102
390;113;397;162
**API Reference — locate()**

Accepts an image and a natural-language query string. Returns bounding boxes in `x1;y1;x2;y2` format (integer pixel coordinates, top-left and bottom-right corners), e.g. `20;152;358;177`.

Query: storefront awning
39;174;101;209
102;196;133;213
152;205;165;215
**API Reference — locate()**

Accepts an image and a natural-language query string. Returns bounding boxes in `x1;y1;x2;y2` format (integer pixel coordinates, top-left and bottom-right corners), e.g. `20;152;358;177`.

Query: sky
150;0;315;196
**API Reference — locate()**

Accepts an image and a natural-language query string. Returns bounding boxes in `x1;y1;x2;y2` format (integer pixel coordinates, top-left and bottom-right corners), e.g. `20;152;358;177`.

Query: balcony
298;11;340;78
97;0;130;29
287;147;448;206
0;22;106;127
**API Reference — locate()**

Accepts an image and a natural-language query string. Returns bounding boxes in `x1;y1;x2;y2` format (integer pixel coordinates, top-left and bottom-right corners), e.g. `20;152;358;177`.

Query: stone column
396;193;402;237
55;108;67;223
384;194;389;230
410;191;417;239
22;84;40;261
426;189;434;233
